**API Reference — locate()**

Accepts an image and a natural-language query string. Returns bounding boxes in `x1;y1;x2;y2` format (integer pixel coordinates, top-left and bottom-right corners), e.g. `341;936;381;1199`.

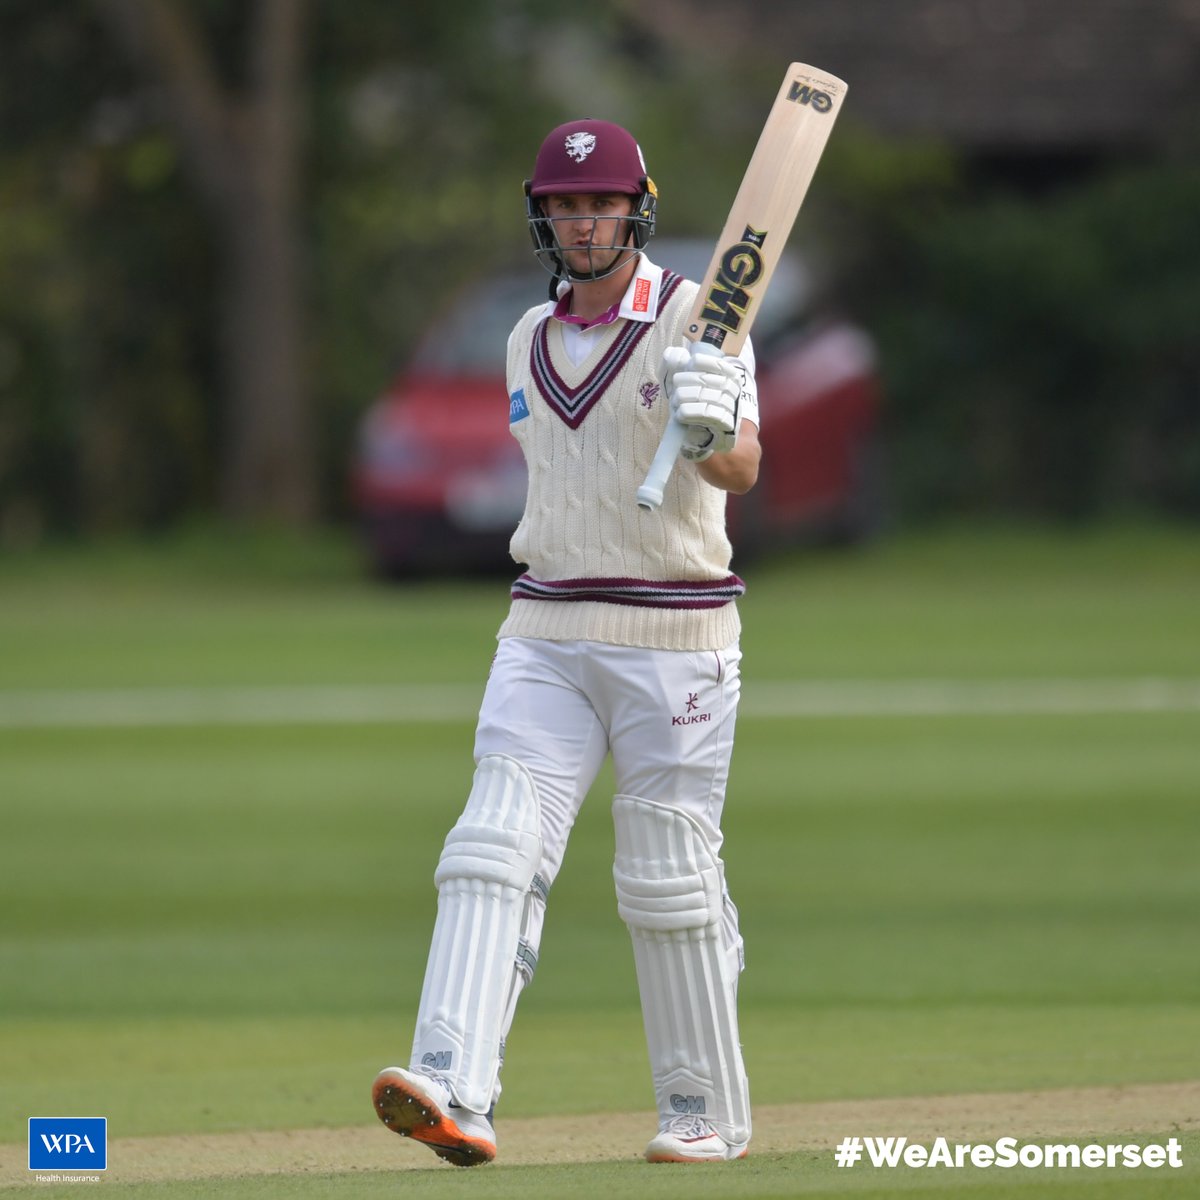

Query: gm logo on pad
28;1118;107;1171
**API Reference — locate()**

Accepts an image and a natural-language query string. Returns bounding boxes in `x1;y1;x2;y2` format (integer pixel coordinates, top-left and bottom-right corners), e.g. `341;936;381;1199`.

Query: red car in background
352;239;884;575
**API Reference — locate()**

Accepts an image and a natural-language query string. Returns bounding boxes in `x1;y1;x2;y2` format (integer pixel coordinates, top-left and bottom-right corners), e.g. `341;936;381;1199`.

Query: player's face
543;193;636;276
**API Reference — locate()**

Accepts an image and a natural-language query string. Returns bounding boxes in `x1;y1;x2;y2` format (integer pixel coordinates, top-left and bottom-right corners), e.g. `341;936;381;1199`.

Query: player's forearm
697;421;761;494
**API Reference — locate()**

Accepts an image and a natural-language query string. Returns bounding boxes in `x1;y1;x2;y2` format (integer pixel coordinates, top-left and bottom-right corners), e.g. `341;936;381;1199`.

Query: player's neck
565;254;638;322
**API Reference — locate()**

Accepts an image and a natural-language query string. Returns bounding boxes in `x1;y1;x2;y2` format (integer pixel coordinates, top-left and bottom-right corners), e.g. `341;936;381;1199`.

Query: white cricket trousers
473;635;745;970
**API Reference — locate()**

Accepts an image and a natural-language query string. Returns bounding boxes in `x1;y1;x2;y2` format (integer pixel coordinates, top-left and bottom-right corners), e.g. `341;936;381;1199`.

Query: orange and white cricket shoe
372;1067;496;1167
645;1115;749;1163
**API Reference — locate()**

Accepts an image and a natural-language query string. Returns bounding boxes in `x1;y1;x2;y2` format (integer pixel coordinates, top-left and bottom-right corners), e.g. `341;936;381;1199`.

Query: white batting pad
612;793;751;1145
411;754;542;1113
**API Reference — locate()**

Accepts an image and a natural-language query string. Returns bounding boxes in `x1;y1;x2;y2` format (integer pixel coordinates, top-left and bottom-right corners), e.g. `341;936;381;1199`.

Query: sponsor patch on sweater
509;388;530;423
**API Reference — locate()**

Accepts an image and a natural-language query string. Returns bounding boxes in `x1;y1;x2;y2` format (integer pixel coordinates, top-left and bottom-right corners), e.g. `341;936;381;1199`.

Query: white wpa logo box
28;1118;107;1171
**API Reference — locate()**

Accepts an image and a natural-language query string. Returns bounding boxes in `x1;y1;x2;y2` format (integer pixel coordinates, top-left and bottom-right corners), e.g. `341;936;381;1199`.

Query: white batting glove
661;343;745;461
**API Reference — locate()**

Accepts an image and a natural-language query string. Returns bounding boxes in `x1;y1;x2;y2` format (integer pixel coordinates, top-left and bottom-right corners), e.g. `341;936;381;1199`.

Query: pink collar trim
549;254;664;329
551;293;621;329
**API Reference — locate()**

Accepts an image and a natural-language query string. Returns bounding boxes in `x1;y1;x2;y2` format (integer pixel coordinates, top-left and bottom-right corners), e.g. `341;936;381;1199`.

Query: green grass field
2;523;1198;1197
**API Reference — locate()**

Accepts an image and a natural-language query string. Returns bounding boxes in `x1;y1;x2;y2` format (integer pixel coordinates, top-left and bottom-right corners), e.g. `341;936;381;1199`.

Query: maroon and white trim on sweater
530;271;684;429
511;572;745;610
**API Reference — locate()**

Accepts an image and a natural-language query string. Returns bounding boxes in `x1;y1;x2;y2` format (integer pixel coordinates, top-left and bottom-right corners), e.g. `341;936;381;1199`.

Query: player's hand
661;343;745;460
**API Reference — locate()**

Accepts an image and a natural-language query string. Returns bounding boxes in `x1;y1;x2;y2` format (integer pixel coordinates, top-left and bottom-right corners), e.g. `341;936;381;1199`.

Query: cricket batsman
372;117;761;1166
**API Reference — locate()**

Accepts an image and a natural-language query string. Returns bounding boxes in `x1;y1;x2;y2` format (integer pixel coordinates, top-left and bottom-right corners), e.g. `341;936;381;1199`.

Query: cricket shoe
645;1115;749;1163
372;1067;496;1167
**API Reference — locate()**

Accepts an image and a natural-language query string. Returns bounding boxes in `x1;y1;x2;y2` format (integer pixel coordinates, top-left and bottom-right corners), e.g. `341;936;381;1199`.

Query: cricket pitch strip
3;1081;1196;1185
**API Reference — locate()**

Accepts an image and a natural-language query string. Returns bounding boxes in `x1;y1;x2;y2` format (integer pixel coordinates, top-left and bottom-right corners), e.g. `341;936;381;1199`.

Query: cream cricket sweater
496;257;743;652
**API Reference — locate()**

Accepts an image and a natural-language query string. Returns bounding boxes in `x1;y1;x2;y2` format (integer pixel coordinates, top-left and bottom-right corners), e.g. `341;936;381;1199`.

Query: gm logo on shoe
28;1118;107;1172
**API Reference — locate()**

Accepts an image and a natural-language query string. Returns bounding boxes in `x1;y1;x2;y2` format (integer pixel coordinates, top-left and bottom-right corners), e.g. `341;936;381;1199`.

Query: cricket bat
636;62;848;511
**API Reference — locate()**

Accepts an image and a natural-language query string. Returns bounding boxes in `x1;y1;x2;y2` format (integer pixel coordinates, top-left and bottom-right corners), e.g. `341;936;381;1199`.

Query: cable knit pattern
498;271;741;652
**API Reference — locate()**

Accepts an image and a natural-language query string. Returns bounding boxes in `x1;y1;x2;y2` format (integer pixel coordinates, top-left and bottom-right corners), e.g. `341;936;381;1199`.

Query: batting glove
661;343;745;461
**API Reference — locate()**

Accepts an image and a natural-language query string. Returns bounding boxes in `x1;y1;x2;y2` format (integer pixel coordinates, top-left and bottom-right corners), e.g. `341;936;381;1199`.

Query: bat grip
636;418;689;511
635;341;722;512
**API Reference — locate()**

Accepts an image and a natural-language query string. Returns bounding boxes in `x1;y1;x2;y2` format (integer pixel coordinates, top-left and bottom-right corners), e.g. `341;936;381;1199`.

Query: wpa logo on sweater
28;1118;107;1171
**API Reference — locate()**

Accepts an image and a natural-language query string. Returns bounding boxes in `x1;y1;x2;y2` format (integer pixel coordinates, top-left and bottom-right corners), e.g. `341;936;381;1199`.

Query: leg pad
613;794;751;1146
411;755;542;1113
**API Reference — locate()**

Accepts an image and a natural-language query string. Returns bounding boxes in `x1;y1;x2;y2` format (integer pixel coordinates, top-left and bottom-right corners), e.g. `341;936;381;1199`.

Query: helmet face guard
524;180;657;283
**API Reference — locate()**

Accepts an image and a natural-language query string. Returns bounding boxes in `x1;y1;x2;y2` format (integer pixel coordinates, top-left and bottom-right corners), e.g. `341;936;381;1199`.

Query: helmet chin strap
559;215;638;278
549;244;637;301
547;237;638;300
562;245;638;282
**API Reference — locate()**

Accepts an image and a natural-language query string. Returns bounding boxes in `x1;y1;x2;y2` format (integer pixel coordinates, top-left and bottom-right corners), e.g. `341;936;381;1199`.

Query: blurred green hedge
864;159;1200;522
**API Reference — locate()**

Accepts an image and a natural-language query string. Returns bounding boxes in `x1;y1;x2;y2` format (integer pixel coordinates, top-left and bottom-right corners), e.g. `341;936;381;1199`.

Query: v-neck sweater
497;268;742;653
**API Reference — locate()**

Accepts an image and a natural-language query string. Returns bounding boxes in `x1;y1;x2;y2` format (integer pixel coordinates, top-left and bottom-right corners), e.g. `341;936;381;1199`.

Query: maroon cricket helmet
528;119;649;196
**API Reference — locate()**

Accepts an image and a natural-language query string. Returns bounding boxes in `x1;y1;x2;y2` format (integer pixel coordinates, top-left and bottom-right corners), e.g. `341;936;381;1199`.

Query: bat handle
636;340;722;512
636;418;689;511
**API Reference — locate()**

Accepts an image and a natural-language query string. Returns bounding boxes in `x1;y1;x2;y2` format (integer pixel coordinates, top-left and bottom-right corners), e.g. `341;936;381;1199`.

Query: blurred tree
0;1;774;541
847;157;1200;521
93;0;312;522
0;1;217;539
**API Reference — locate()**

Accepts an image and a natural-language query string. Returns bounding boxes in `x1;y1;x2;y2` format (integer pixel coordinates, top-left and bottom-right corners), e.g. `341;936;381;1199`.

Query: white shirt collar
615;253;664;324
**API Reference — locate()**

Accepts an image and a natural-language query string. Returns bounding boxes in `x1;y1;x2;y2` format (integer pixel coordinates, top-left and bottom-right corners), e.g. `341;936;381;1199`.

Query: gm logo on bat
695;225;769;344
788;79;834;112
